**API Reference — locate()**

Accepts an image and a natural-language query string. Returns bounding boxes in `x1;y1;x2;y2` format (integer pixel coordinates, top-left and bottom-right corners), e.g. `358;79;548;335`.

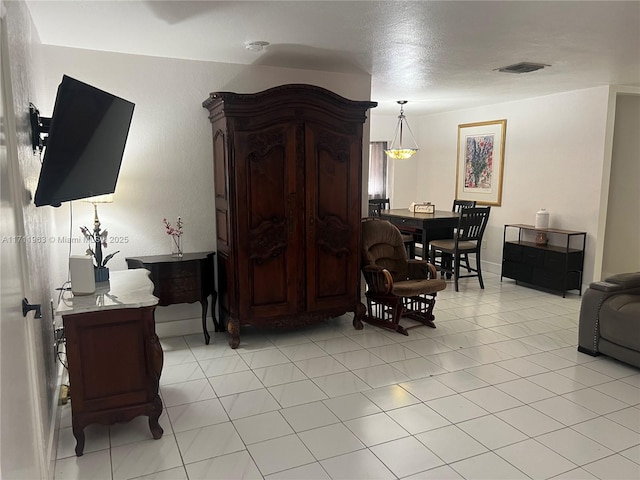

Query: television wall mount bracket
29;102;51;154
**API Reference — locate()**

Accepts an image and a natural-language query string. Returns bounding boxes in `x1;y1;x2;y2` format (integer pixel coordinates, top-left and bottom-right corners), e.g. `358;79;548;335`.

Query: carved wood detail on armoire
203;84;376;348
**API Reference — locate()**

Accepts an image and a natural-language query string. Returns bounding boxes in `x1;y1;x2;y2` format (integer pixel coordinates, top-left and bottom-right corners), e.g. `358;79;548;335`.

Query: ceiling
25;1;640;115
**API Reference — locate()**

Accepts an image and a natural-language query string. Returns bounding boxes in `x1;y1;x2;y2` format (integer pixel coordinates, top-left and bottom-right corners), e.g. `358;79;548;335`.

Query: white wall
37;45;372;334
602;94;640;277
3;0;58;476
371;87;612;286
35;42;627;308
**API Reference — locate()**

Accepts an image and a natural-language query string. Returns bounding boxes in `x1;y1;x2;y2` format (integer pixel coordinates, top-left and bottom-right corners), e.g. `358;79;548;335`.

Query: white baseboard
153;303;216;339
156;316;203;339
45;349;66;480
460;254;501;276
482;260;502;275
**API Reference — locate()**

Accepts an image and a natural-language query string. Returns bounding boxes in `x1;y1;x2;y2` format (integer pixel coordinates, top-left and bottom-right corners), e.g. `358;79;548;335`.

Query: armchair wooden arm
362;265;393;295
407;260;438;280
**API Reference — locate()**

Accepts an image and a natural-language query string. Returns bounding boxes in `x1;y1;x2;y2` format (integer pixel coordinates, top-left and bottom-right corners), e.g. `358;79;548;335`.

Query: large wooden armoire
202;85;376;348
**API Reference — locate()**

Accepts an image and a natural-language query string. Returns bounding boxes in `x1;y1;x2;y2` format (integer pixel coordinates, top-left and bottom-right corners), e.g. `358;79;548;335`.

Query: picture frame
455;119;507;206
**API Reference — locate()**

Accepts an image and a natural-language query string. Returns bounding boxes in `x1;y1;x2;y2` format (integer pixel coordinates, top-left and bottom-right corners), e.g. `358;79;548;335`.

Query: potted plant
80;225;119;282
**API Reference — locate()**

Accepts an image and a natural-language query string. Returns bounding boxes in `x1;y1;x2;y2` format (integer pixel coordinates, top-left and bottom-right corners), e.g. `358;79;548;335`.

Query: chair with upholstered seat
429;206;491;292
451;200;477;271
360;218;446;335
429;200;478;270
368;198;416;258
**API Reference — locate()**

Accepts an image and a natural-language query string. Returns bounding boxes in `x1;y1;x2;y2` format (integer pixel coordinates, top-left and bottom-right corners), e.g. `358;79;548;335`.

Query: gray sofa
578;272;640;368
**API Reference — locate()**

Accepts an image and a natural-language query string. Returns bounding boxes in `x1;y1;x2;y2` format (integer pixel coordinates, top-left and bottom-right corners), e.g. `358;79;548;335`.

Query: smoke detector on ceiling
245;41;270;52
495;62;551;74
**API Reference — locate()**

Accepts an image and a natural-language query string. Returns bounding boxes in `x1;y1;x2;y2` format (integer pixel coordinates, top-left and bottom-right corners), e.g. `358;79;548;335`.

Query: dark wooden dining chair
429;206;491;292
360;218;446;335
430;200;477;270
452;199;477;212
451;200;477;271
368;198;390;216
368;198;416;258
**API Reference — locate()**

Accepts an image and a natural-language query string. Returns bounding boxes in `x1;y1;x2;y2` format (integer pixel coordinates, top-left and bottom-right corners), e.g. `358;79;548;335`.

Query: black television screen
34;75;135;207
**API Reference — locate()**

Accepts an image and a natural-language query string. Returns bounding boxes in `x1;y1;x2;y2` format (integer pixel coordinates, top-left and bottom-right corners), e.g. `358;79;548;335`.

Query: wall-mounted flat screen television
34;75;135;207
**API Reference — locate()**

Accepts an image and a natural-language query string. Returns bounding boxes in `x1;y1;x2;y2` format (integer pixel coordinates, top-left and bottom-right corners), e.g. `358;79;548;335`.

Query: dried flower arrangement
163;217;184;257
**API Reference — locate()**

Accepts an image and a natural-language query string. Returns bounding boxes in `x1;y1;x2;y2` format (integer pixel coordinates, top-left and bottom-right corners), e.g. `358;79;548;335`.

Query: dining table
378;209;460;259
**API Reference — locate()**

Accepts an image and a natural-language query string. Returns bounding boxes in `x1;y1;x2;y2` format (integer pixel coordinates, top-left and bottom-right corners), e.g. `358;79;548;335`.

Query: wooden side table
57;270;163;456
125;252;218;344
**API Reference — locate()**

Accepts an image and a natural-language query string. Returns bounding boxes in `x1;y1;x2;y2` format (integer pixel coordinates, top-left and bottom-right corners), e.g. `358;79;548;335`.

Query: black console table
126;252;219;344
501;224;586;297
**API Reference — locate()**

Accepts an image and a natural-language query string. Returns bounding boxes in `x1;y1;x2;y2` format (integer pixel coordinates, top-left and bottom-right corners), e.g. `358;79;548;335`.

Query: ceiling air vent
495;62;550;74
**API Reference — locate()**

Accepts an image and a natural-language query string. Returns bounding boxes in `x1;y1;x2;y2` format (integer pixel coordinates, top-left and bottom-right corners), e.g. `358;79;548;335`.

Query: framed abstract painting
455;119;507;206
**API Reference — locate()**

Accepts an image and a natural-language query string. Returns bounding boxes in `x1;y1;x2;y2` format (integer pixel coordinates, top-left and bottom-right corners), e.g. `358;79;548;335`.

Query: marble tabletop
57;269;159;315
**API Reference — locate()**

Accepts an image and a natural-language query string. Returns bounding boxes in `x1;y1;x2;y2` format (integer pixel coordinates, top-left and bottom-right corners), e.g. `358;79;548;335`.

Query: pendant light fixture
385;100;419;160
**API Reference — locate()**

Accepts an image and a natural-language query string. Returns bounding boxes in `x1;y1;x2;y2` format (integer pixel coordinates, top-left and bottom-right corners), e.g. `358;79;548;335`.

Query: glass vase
170;234;183;258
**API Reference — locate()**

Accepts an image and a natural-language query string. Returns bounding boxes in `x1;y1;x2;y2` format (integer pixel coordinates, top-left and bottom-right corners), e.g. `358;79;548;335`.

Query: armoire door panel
215;209;228;246
305;123;362;311
212;124;231;252
315;218;351;299
212;128;228;201
216;251;232;314
317;143;350;220
234;125;301;318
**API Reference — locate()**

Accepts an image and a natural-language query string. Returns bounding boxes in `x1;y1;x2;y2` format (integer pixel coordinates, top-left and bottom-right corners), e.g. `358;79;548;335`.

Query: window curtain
368;141;387;199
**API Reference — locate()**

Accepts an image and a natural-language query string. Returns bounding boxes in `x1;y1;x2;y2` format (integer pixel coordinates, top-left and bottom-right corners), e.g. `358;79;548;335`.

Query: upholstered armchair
359;218;446;335
578;272;640;368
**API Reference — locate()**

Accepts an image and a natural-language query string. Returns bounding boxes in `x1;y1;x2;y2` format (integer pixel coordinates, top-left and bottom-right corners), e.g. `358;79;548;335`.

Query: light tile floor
54;273;640;479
